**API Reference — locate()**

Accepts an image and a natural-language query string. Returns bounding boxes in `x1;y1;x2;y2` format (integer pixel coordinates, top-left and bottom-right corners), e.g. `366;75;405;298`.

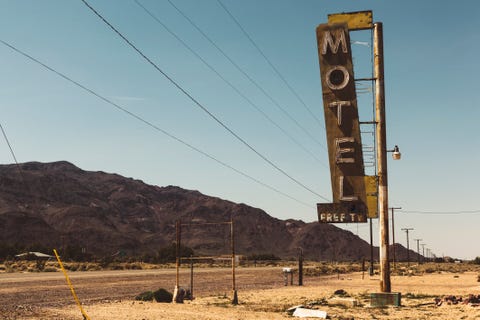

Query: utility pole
421;243;426;263
401;228;414;267
414;239;422;264
374;22;391;293
390;207;401;269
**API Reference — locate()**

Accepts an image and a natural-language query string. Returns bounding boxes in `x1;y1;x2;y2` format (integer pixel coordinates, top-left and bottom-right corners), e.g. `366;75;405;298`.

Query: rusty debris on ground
434;294;480;307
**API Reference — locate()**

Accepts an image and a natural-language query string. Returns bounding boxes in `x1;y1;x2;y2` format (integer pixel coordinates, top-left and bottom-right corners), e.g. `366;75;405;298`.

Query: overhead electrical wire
401;210;480;215
166;0;327;152
0;38;315;208
80;0;329;201
0;123;20;166
0;122;28;184
0;122;38;203
216;0;325;130
134;0;327;168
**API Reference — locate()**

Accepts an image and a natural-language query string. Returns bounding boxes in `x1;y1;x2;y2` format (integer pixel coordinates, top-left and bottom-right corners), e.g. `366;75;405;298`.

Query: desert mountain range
0;161;419;261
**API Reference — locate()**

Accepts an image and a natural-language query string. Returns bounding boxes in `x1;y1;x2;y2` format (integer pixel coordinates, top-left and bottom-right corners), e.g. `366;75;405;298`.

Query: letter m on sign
321;28;348;55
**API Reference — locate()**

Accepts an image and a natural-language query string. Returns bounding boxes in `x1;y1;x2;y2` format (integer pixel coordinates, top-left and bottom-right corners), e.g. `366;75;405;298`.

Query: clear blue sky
0;1;479;259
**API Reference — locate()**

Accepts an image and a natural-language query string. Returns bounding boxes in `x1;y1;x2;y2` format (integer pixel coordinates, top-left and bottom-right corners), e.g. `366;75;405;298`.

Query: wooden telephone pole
401;228;414;267
390;207;402;269
414;238;422;264
374;22;391;293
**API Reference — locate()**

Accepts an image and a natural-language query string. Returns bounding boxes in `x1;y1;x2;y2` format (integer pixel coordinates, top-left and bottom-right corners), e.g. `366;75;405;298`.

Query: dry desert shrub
9;262;27;272
124;262;142;270
304;262;363;276
43;266;57;272
86;263;101;271
393;262;480;276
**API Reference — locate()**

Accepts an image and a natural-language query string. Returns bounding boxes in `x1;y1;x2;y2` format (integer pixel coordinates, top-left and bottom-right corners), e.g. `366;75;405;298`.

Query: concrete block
370;292;401;307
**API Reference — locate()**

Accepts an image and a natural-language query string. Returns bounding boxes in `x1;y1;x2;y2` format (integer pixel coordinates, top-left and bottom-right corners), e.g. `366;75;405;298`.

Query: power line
216;0;325;130
134;0;327;168
0;122;25;180
0;38;315;208
0;123;20;165
0;122;33;200
166;0;327;152
402;210;480;215
80;0;329;201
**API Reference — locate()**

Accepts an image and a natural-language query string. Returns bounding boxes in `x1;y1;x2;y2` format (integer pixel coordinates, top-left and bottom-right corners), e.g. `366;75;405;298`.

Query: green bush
153;288;173;303
135;291;154;301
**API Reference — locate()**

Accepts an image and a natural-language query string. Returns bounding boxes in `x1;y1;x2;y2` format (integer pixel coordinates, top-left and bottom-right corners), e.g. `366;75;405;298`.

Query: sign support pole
369;217;374;276
374;22;391;293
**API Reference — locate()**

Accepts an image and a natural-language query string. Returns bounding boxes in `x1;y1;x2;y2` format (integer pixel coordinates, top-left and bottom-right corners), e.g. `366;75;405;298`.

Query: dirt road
2;267;480;319
0;267;290;319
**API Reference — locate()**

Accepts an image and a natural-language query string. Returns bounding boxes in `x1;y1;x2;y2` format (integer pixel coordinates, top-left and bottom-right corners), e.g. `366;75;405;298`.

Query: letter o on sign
326;65;350;90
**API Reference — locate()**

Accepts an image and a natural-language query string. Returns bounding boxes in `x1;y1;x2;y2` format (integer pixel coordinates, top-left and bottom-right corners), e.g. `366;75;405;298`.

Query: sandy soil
1;267;480;319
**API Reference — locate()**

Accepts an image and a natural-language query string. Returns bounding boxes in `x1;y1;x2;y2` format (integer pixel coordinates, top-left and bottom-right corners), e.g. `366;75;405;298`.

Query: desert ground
1;263;480;319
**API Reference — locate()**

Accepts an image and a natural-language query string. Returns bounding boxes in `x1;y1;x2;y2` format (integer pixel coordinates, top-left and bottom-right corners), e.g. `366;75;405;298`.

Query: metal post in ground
298;248;303;286
189;255;194;299
369;217;374;276
231;218;238;305
173;220;182;303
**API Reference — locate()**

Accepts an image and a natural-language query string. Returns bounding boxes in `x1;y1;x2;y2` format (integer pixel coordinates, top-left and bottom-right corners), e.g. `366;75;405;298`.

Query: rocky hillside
0;161;419;261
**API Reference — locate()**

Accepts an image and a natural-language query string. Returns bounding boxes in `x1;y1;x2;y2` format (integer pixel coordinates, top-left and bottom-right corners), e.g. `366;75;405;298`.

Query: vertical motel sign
316;21;371;223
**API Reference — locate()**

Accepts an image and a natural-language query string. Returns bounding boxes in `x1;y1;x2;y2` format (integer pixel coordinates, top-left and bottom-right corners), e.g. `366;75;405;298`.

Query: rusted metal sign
316;22;369;223
328;11;373;31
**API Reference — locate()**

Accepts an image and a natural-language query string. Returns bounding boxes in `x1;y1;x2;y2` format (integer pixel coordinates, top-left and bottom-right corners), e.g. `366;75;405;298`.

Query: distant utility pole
414;238;422;264
390;207;401;269
421;243;426;263
401;228;414;267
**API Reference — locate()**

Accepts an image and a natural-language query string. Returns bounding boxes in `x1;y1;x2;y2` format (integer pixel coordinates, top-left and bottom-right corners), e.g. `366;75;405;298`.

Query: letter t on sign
329;101;351;126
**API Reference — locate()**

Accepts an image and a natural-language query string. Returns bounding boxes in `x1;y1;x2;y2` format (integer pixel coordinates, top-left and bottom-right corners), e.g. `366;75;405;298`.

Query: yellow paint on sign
328;11;373;30
365;175;378;218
